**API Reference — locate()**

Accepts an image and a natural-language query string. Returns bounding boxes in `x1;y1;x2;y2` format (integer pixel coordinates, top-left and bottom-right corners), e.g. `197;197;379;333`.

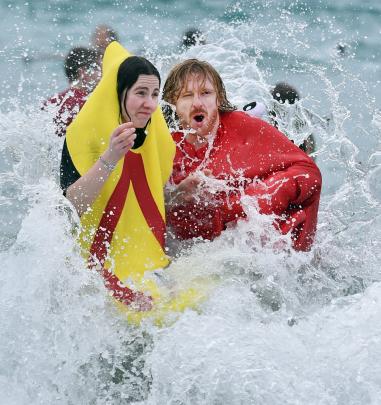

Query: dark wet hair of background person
64;47;99;83
181;28;206;48
271;82;300;105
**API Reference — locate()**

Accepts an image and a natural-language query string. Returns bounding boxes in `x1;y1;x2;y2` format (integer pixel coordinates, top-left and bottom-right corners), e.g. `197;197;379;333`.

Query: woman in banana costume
60;42;205;324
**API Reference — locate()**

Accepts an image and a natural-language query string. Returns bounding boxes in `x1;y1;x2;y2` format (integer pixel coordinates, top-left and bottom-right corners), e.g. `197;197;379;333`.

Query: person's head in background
269;82;299;130
91;25;119;55
271;82;300;105
64;47;101;92
181;28;206;49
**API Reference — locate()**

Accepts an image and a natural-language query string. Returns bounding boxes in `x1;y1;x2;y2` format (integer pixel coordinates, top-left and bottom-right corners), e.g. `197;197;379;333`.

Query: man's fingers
179;177;199;192
187;174;201;185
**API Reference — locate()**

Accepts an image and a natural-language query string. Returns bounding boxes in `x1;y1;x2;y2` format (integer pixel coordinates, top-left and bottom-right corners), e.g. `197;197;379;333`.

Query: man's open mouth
193;114;205;123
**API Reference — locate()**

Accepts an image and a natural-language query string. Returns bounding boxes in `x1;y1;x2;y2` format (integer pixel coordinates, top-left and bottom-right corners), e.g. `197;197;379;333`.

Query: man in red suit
162;59;322;251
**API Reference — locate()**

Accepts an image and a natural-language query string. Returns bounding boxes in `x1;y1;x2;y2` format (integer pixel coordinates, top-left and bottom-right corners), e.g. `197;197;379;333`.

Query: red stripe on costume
89;157;131;264
88;151;165;306
89;157;136;305
127;152;166;249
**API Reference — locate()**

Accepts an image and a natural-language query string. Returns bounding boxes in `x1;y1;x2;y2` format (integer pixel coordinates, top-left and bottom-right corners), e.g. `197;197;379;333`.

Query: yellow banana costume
65;42;207;325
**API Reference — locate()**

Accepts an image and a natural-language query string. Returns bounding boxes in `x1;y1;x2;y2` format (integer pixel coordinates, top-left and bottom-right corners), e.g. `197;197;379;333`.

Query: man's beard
183;108;219;138
199;109;219;137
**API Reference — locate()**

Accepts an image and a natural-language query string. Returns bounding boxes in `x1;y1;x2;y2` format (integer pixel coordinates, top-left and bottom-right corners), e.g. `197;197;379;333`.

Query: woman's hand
65;122;137;216
103;122;137;165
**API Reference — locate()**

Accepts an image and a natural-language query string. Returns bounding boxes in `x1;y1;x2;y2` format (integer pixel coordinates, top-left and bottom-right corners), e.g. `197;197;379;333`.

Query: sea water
0;0;380;404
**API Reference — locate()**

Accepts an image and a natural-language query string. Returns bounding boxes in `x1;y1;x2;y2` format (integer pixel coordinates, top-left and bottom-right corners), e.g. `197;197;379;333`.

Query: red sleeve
45;88;87;137
54;91;87;137
224;114;322;250
240;117;322;215
245;160;322;216
245;121;321;250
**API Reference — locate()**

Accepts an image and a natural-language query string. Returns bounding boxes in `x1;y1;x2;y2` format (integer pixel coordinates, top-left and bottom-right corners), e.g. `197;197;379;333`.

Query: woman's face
121;74;160;128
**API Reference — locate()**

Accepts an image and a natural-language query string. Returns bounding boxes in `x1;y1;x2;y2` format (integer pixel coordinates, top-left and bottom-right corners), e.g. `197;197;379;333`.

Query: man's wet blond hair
162;59;236;113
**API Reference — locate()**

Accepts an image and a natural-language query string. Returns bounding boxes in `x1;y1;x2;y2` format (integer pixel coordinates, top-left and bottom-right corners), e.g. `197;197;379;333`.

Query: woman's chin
132;118;149;129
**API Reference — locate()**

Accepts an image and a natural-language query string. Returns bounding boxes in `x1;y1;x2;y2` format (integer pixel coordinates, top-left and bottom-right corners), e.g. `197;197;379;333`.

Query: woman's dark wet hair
117;56;161;116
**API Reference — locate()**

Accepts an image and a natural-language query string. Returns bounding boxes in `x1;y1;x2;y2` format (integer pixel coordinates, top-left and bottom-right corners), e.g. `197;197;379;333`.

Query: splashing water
1;1;381;404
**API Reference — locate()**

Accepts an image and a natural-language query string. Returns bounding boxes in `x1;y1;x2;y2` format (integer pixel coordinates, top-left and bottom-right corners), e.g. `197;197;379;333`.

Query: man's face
174;73;220;138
